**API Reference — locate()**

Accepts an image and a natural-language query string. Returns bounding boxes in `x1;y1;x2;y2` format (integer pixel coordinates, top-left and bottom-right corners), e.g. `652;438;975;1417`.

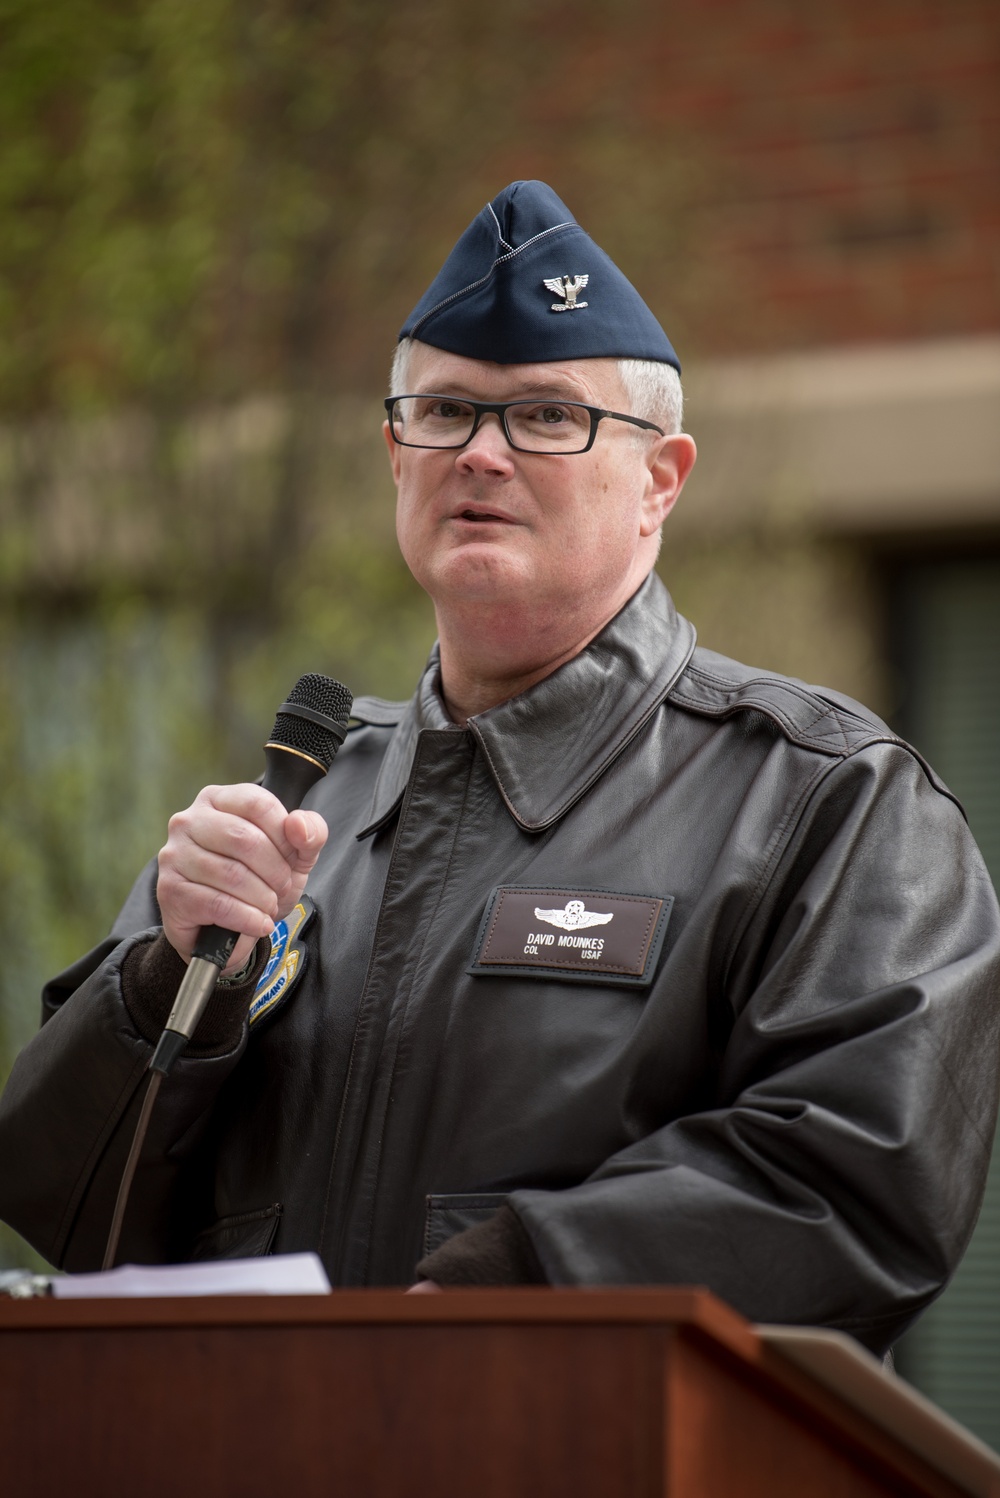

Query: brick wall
537;0;1000;356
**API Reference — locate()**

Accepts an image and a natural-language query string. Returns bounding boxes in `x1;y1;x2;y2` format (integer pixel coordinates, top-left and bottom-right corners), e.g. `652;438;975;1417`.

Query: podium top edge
0;1282;755;1343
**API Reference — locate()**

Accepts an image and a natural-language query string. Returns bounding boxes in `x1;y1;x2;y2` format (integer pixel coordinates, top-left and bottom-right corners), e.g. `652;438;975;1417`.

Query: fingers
221;933;262;976
156;785;328;962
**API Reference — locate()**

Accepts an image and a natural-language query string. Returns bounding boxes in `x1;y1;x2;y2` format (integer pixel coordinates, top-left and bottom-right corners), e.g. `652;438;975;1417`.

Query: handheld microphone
149;673;353;1077
104;673;353;1268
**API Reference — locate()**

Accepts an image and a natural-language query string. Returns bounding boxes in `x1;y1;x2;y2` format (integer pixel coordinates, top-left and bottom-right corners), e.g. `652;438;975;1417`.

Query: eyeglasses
384;395;665;455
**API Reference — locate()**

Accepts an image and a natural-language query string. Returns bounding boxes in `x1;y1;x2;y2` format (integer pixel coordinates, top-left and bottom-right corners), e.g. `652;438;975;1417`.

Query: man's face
386;345;677;629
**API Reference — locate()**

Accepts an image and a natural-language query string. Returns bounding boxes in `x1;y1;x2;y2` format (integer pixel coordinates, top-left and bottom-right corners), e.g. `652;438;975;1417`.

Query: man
1;182;998;1352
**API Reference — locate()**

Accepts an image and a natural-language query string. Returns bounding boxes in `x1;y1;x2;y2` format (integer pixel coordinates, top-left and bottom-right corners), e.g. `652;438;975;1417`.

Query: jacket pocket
191;1203;283;1261
423;1192;508;1258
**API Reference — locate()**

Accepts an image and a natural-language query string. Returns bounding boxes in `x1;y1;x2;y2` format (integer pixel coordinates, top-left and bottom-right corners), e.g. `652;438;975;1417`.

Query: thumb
284;810;328;872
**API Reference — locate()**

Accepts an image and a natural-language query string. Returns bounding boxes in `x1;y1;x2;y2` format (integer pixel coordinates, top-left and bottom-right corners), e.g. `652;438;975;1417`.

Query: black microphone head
267;674;353;770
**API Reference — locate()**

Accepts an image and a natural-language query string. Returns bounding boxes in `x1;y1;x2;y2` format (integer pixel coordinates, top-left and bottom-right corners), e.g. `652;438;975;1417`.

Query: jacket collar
357;652;457;839
357;571;696;837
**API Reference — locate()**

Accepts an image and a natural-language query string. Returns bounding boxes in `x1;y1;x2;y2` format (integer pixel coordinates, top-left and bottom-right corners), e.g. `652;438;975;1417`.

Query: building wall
581;0;1000;354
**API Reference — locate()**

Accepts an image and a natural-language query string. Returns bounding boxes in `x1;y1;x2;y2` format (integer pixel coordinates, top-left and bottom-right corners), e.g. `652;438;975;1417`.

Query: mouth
451;505;516;525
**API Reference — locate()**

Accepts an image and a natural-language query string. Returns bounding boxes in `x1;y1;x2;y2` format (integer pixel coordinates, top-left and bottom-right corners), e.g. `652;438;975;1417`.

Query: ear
383;418;403;486
639;434;697;537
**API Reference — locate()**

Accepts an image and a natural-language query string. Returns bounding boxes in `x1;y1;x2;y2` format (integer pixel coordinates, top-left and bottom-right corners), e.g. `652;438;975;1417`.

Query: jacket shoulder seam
670;663;884;758
668;662;963;813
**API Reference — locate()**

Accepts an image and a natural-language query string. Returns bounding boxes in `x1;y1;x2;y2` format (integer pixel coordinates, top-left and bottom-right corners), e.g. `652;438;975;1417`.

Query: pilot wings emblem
534;899;614;931
544;274;589;312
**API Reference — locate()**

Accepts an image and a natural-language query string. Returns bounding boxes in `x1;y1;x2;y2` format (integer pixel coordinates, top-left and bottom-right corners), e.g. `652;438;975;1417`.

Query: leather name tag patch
469;886;672;988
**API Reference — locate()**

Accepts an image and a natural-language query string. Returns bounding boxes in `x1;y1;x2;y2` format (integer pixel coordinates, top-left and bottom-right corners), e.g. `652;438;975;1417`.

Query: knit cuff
414;1203;548;1287
120;932;269;1054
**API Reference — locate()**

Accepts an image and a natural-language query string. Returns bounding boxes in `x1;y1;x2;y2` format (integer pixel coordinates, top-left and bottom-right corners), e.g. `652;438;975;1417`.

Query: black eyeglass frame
383;395;665;454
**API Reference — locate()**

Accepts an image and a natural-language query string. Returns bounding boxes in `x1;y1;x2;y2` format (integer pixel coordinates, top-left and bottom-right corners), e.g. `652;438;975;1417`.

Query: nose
455;412;515;477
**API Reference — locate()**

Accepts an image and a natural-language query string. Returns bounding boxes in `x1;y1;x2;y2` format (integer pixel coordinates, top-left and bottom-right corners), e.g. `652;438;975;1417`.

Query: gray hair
615;358;683;436
389;338;414;400
389;337;684;435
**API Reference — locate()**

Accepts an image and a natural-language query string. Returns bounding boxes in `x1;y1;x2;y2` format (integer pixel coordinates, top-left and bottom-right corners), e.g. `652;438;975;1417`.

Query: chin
425;544;535;604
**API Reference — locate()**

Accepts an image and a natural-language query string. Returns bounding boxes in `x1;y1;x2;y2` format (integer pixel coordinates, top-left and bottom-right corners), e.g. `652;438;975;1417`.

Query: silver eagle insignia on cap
533;899;613;931
544;274;589;312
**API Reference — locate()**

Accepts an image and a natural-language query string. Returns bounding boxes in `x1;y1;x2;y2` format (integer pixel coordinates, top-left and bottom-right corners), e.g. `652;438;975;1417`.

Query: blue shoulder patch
249;895;317;1031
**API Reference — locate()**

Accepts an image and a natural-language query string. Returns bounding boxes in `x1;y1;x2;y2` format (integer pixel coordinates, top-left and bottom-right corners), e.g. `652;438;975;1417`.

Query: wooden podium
2;1287;998;1497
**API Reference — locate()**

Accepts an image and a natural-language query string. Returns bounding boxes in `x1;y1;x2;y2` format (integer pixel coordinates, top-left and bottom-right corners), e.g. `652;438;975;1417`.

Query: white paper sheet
51;1251;331;1298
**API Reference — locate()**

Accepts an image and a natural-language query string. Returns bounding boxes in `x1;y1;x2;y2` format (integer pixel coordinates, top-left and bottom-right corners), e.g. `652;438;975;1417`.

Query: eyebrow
413;381;589;400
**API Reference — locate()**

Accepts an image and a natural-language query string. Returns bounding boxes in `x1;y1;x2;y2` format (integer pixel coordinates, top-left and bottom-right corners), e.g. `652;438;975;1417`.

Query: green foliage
0;0;696;415
0;0;537;410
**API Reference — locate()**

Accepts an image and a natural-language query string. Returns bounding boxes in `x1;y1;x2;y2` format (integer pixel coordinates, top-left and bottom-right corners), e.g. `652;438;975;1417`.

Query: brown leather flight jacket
1;573;998;1355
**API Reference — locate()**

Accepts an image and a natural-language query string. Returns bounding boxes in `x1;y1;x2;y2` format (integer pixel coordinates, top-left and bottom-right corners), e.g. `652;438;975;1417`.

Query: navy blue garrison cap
400;180;680;372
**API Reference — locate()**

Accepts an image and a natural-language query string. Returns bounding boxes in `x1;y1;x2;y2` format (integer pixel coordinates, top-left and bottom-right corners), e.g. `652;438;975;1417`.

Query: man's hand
157;784;328;975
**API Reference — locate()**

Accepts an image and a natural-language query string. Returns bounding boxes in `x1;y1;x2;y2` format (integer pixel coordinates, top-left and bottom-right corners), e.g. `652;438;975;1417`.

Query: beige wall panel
660;536;888;719
679;337;1000;536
